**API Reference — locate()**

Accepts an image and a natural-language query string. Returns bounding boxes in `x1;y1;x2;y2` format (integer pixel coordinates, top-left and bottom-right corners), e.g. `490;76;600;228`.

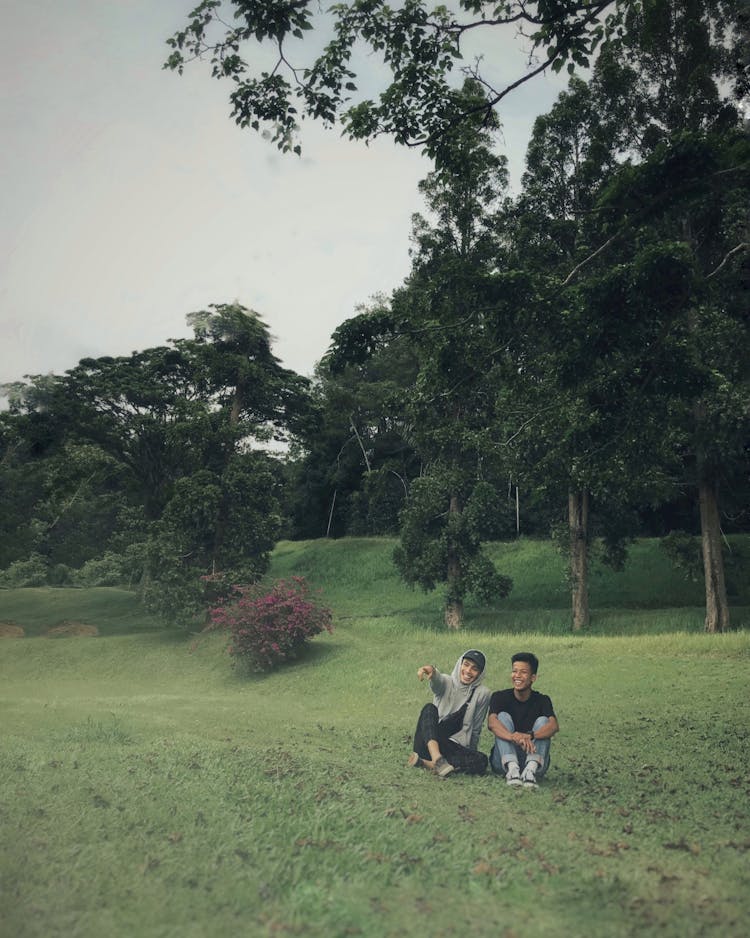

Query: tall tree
389;81;514;628
577;0;750;631
289;301;420;538
501;1;748;630
504;76;618;630
181;303;312;566
2;308;314;623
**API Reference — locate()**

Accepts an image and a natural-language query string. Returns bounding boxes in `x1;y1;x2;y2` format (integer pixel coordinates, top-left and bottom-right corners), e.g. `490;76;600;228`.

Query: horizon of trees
1;1;747;632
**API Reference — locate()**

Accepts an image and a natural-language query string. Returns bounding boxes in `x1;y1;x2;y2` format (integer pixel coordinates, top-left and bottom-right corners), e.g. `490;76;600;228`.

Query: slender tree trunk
212;384;243;569
699;478;730;633
350;416;371;472
445;493;463;629
569;489;590;631
326;489;338;538
682;208;732;633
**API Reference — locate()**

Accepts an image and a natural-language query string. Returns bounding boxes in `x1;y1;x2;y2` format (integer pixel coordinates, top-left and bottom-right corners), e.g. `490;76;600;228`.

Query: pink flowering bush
208;577;333;672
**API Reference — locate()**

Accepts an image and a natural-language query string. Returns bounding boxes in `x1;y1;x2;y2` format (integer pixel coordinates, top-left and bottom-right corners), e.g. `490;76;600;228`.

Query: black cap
462;650;486;673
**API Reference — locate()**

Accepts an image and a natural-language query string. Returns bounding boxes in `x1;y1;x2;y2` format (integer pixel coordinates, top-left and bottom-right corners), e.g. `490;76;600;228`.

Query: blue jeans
489;712;552;777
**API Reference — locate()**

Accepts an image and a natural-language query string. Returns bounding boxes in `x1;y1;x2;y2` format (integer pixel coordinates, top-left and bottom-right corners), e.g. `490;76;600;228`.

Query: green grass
0;586;162;637
1;537;749;937
270;535;750;633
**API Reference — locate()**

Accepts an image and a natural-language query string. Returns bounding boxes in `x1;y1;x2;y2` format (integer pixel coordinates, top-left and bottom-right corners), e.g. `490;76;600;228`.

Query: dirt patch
0;622;25;638
44;621;99;638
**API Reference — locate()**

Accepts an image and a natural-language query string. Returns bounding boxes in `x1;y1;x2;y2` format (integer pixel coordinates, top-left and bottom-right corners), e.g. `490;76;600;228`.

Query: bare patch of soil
0;622;25;638
44;621;99;638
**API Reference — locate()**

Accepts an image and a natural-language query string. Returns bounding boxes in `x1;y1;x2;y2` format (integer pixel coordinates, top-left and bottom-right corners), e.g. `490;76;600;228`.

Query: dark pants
412;703;488;775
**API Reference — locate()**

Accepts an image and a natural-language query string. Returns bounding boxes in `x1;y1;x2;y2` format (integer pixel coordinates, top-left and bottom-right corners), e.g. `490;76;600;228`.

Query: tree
287;301;420;538
144;452;284;624
166;0;749;633
180;303;313;565
0;382;136;575
499;1;749;630
588;129;750;632
501;77;611;629
2;308;314;625
184;303;311;439
574;0;750;631
387;81;514;627
165;1;632;154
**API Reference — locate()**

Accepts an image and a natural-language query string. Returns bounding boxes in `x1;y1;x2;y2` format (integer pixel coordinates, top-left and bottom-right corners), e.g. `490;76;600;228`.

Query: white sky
1;1;570;388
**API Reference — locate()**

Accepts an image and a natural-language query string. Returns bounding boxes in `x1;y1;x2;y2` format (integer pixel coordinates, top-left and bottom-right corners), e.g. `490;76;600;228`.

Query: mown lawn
1;534;749;937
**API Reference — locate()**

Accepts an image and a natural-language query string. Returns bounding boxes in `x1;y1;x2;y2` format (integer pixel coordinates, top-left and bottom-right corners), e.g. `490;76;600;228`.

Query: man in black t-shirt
488;652;559;788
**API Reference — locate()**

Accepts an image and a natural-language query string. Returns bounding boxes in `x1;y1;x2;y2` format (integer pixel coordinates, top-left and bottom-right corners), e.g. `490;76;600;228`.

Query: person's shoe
506;762;522;787
407;752;422;769
521;763;539;789
434;756;455;779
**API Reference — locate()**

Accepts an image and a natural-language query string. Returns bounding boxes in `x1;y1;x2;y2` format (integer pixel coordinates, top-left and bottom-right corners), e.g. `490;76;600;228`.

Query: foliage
1;306;312;626
74;551;130;588
165;1;643;155
394;473;513;603
285;296;420;539
384;81;516;624
208;576;333;671
0;427;129;570
141;452;284;627
0;553;50;588
660;530;747;599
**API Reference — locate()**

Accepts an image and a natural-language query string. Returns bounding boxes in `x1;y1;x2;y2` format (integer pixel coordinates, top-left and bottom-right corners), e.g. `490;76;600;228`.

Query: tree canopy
165;1;668;153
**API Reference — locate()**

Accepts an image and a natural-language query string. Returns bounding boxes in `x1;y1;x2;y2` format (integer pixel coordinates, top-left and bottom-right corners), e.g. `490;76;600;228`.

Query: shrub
0;553;50;588
48;563;74;586
74;552;128;587
209;577;333;672
660;531;703;582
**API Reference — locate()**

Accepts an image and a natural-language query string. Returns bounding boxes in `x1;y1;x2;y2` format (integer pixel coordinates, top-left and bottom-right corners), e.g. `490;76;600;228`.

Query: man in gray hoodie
407;650;491;778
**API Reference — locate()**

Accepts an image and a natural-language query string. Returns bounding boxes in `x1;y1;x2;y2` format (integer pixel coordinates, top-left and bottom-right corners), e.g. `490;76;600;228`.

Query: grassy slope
0;586;163;637
270;535;750;632
1;538;749;937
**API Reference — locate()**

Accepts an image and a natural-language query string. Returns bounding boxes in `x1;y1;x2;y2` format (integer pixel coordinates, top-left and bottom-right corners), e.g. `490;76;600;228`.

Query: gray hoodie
429;651;491;750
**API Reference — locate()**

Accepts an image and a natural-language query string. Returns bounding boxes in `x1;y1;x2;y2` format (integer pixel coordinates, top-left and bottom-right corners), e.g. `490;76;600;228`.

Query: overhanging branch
706;242;749;280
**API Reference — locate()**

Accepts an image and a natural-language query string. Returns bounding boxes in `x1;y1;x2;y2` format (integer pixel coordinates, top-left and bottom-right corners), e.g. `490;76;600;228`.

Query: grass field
1;538;749;937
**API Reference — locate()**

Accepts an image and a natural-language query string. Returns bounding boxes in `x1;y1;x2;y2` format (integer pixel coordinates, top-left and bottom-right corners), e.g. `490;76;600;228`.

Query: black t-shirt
489;688;555;734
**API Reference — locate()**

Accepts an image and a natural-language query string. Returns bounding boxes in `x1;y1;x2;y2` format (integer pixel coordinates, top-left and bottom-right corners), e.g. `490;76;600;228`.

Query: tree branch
562;232;621;285
705;242;749;280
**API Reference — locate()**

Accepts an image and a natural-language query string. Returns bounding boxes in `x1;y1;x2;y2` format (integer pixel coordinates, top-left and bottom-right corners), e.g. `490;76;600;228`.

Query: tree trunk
699;479;730;633
445;493;463;629
569;489;590;631
212;383;244;568
444;594;464;629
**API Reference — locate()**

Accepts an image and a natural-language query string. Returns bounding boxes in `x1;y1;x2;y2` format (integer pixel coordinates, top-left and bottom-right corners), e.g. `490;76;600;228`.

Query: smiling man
407;650;490;778
488;652;559;788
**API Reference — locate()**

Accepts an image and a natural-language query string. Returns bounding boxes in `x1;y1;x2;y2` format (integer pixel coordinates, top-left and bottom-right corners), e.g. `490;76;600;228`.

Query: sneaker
434;756;455;779
506;763;522;787
521;764;539;789
407;752;422;769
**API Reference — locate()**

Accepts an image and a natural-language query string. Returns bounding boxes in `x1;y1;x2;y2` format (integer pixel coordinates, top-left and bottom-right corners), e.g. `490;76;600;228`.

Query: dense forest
2;0;748;632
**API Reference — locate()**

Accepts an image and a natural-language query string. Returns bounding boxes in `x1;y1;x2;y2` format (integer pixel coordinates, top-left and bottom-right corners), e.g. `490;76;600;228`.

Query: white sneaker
521;764;538;789
506;763;522;787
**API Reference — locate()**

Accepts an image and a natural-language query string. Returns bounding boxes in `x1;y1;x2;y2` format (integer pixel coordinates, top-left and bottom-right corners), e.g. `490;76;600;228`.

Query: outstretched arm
418;663;449;695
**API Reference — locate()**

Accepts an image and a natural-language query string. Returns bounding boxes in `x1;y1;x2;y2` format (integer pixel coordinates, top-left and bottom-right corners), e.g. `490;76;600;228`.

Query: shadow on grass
208;635;343;685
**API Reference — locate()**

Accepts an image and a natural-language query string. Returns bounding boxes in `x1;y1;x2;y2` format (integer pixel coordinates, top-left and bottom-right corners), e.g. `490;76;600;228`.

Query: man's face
511;660;536;694
459;658;481;684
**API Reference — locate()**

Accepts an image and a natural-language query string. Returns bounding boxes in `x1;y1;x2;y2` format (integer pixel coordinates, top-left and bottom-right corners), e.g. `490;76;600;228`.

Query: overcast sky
1;1;570;390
